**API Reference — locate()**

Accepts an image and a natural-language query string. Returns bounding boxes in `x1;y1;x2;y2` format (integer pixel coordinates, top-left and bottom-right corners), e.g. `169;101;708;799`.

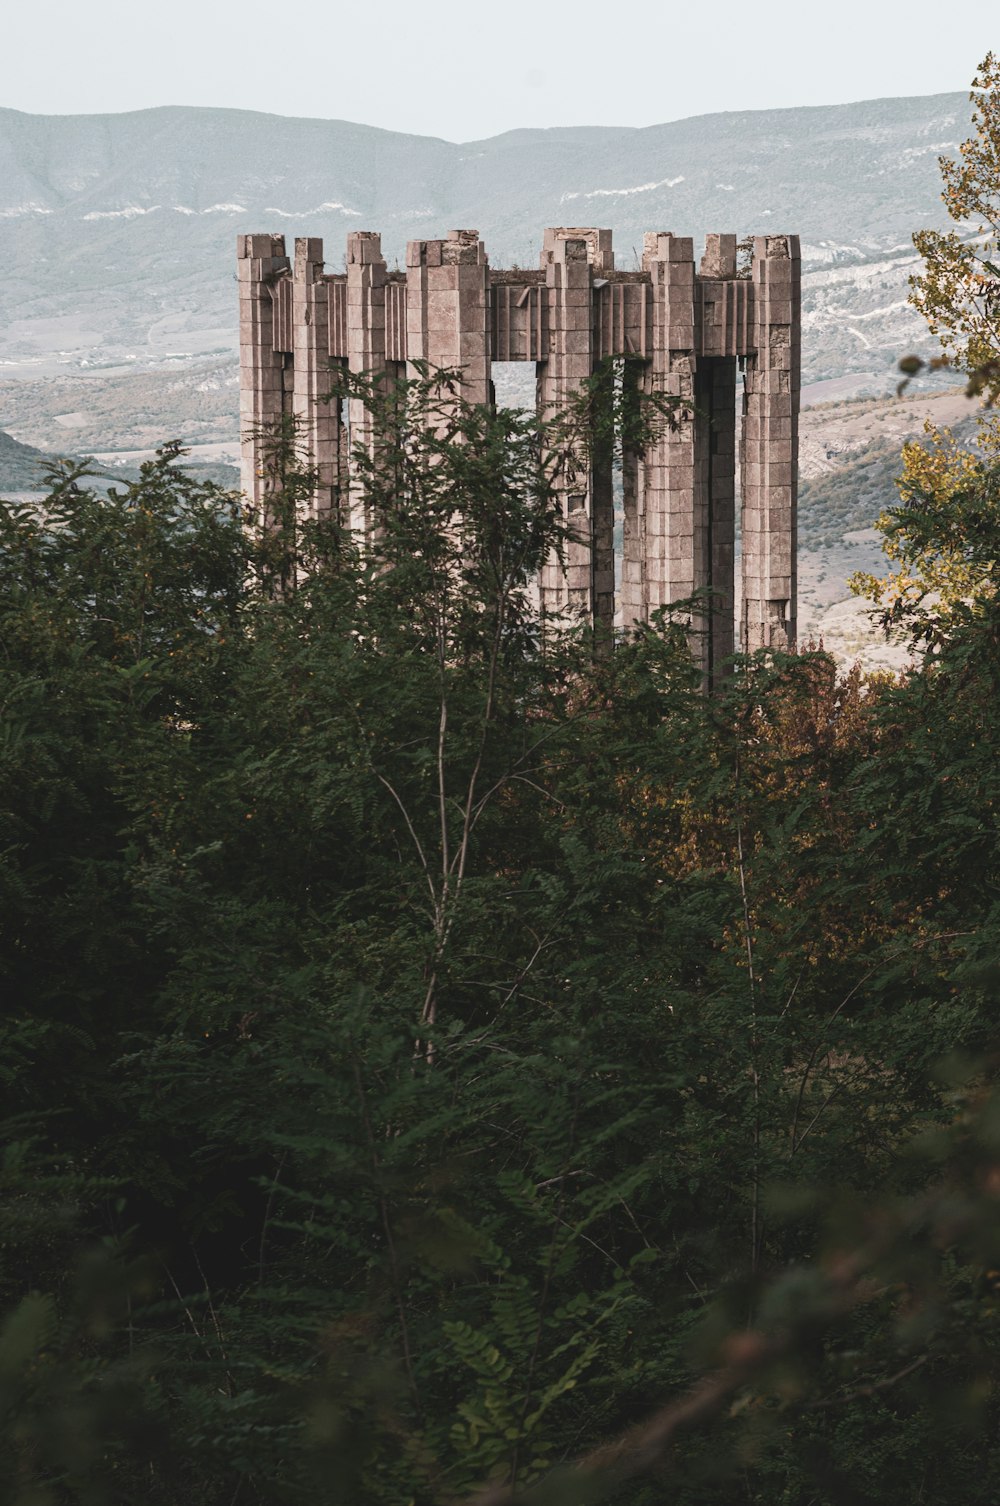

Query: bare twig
376;773;436;907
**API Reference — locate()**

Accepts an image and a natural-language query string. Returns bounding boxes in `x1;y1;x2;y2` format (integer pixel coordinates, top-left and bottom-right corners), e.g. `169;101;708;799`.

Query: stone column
405;229;490;404
292;237;346;524
741;234;800;652
619;360;645;631
346;231;388;541
536;227;614;632
238;232;291;524
640;233;709;665
695;357;737;678
696;235;739;678
590;359;616;635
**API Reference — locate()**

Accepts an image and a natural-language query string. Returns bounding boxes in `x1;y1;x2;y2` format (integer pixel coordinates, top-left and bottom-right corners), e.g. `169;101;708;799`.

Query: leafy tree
2;369;1000;1505
849;428;998;634
855;55;1000;631
910;51;1000;405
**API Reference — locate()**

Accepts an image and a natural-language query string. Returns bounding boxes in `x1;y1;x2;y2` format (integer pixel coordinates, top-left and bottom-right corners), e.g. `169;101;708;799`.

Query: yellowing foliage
850;423;993;615
856;56;1000;618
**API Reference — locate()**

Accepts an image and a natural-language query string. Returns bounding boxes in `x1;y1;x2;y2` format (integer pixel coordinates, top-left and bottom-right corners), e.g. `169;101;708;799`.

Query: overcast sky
3;0;986;141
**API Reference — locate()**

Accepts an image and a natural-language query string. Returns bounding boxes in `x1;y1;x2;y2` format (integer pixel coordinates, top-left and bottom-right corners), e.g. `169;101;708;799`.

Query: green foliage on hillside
798;411;982;552
798;438;905;548
0;361;240;457
3;369;1000;1504
0;428;54;492
0;424;239;498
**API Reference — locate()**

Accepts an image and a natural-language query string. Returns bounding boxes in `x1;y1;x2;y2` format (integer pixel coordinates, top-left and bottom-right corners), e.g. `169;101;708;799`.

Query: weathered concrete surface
238;227;800;663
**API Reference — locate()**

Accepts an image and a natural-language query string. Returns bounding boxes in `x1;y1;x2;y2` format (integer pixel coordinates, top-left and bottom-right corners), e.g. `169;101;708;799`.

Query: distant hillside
0;422;237;495
0;428;56;491
0;92;968;387
0;360;239;456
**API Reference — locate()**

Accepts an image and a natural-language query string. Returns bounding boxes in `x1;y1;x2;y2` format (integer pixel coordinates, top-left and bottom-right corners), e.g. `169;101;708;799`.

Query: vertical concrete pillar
346;231;388;540
695;357;737;677
590;360;616;634
701;232;738;281
640;233;708;665
537;227;614;632
741;234;800;652
238;233;291;523
619;360;645;632
292;237;345;523
696;235;739;678
405;229;490;404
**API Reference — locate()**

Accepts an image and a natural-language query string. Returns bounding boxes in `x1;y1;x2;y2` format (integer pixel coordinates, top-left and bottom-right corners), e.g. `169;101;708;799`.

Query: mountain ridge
0;87;966;141
0;90;968;386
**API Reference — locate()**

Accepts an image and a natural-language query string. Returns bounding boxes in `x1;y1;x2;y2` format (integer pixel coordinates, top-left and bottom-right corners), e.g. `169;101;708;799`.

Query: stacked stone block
697;233;739;674
406;230;490;405
238;233;291;527
698;356;737;673
537;230;615;630
619;358;645;632
741;234;800;652
344;231;391;539
639;233;701;636
292;237;344;522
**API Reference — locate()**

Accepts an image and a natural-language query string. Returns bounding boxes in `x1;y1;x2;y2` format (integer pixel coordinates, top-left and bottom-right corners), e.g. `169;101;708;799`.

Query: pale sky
2;0;986;141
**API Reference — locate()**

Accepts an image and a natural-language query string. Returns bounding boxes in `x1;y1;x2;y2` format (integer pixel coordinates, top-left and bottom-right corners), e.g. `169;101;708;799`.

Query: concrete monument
238;226;799;669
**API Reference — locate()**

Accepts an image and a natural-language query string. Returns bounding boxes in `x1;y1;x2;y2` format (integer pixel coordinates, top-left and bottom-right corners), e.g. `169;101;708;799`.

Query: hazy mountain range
0;91;970;388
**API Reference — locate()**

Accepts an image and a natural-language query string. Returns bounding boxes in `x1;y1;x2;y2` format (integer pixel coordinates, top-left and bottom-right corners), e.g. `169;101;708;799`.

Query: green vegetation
799;437;904;548
2;366;1000;1505
910;51;1000;405
0;361;239;463
851;53;1000;630
0;424;238;498
0;429;58;493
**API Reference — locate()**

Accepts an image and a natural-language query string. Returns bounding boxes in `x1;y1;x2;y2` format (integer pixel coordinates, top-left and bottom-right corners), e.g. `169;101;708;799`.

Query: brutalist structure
238;226;799;668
